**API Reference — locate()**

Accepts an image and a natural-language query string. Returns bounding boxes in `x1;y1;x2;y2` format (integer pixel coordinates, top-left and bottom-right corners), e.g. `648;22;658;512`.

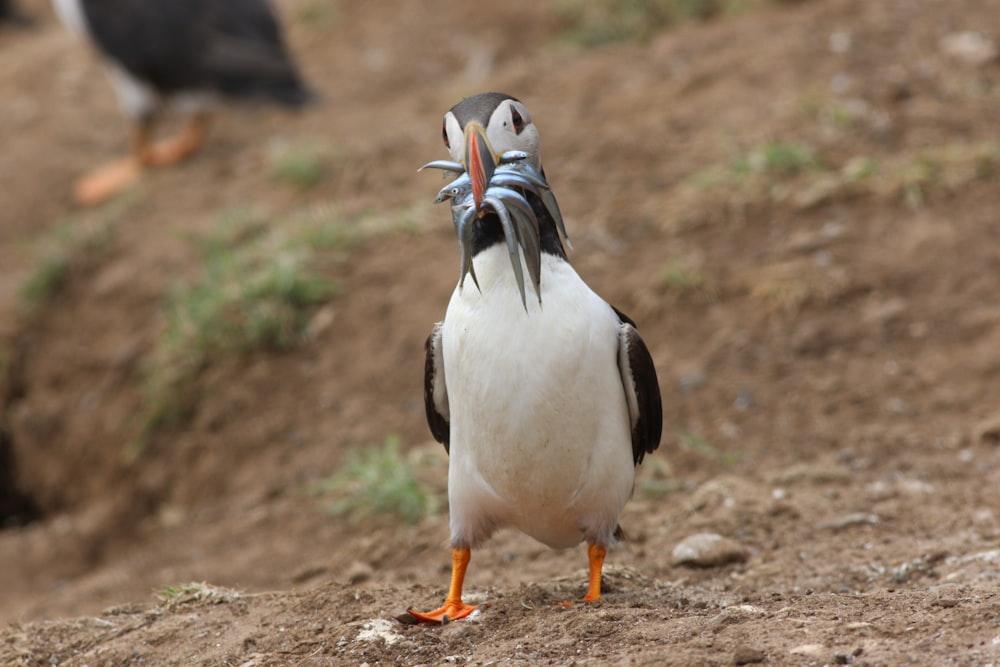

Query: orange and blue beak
463;122;497;214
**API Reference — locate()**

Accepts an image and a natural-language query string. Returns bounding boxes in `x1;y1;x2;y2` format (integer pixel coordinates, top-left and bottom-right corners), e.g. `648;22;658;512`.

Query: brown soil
2;0;1000;664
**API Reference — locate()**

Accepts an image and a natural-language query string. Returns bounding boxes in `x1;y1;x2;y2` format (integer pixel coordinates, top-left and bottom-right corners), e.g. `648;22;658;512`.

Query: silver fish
420;153;568;309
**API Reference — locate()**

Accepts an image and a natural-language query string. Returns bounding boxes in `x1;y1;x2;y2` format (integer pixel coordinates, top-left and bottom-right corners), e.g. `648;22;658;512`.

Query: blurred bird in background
52;0;315;205
0;0;32;26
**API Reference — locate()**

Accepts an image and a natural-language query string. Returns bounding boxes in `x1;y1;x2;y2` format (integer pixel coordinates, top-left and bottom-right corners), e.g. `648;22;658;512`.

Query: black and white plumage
409;93;662;624
52;0;314;204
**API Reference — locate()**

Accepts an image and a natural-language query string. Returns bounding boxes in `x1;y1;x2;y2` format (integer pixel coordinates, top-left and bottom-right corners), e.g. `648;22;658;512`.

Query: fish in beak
420;147;569;310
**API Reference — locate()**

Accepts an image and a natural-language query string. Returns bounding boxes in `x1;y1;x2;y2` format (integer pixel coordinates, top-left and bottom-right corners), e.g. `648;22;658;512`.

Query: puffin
410;92;662;624
51;0;314;205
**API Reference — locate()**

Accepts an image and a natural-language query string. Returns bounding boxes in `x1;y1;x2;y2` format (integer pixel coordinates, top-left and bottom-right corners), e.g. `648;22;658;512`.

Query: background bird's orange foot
405;601;477;624
72;158;142;206
145;115;208;166
146;135;201;166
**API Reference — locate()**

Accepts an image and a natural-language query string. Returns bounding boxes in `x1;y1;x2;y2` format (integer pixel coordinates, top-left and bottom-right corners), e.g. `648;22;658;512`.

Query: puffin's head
421;93;568;309
442;93;541;212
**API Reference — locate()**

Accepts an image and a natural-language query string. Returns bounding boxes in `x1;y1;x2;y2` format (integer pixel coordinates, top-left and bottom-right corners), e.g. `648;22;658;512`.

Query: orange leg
557;542;607;607
145;112;209;166
407;548;477;624
72;113;210;206
583;543;606;602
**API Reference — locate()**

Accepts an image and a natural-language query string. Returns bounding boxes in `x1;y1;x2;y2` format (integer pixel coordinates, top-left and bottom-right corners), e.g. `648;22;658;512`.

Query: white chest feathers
441;246;635;550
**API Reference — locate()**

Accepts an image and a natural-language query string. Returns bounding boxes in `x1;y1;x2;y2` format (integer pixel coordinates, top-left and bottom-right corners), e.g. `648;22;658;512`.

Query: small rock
790;643;826;657
305;305;337;339
733;645;766;665
931;596;960;608
940;31;998;66
829;31;851;54
773;463;851;485
291;564;328;584
345;561;374;585
928;583;965;608
679;370;706;393
394;611;421;626
672;533;748;567
816;513;879;531
733;390;756;411
974;413;1000;444
712;605;763;629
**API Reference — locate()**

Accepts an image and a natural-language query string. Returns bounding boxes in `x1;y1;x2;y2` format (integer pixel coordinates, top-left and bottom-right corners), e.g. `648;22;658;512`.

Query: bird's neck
471;191;568;261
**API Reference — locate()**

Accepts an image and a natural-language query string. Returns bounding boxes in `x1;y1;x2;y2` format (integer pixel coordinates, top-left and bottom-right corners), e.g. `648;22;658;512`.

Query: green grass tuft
731;140;823;177
140;209;342;436
296;0;337;26
555;0;771;47
679;431;740;466
661;256;711;296
157;583;209;600
21;222;115;307
156;582;240;605
268;140;334;190
311;435;438;525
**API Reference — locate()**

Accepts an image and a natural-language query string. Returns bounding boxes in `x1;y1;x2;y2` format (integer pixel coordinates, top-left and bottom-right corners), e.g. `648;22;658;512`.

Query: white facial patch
443;111;464;163
486;100;541;170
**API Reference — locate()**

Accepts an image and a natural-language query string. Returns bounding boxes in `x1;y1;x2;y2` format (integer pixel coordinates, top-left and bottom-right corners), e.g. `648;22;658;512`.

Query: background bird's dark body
79;0;312;107
0;0;30;25
51;0;314;204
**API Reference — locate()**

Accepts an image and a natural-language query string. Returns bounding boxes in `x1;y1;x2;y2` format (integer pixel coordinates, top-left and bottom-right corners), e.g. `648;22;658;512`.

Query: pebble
816;512;879;531
672;533;748;567
973;413;1000;444
679;370;706;393
733;646;766;665
940;31;998;66
789;643;826;658
345;561;374;585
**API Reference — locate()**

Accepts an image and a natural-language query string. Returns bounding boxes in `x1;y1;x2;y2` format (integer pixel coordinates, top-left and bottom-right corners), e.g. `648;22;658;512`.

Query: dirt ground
1;0;999;664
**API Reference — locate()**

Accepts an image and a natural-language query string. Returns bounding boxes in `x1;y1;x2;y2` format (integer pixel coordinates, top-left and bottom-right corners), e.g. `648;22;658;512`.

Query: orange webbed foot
405;547;477;624
72;158;142;206
406;600;478;625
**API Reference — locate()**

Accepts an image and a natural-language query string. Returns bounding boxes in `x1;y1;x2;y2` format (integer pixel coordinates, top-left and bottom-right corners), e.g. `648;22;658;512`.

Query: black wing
81;0;312;105
424;322;450;451
613;306;662;465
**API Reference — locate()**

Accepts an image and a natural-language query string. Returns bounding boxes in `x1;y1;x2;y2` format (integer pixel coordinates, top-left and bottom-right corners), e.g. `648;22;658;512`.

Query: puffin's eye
442;122;450;148
511;107;525;134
